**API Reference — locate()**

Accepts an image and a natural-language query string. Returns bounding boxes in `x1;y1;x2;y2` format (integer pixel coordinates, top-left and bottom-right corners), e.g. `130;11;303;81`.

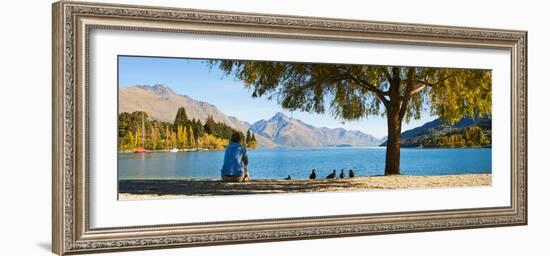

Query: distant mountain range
119;85;383;147
380;116;492;147
250;112;383;147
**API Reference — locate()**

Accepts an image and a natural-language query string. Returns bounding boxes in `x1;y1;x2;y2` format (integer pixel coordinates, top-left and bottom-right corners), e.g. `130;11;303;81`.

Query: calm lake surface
118;147;491;180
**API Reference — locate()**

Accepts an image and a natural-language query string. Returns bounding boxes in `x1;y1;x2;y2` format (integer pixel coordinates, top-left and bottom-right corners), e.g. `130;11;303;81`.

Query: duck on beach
326;170;337;179
284;175;291;180
349;169;355;178
309;169;316;180
339;169;345;179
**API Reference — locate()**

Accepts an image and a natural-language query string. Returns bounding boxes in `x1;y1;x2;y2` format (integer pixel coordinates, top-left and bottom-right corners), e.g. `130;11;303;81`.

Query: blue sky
118;56;436;138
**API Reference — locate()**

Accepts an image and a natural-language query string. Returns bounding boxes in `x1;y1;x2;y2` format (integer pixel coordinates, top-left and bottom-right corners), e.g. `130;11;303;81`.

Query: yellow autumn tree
199;133;228;150
188;126;196;149
176;125;188;149
150;125;159;150
135;127;142;148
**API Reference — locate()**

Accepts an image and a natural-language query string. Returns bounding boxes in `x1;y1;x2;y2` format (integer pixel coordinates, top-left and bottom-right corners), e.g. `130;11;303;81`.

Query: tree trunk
384;110;402;175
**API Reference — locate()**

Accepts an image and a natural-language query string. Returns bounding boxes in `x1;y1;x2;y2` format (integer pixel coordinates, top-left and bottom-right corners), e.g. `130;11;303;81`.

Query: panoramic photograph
117;56;492;200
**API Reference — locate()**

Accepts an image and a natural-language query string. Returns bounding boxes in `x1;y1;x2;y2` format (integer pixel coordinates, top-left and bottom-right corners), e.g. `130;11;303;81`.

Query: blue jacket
221;142;248;176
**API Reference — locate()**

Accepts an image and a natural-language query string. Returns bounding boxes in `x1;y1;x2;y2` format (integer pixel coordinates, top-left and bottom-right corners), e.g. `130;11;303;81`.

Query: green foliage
421;125;490;148
118;107;257;151
212;61;491;124
118;111;149;138
174;107;189;127
189;118;204;138
425;69;492;124
247;131;257;148
203;116;238;140
245;129;257;148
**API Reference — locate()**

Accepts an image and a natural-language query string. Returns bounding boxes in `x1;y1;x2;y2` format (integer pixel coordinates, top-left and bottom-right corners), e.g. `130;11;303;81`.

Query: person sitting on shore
339;169;345;179
326;170;336;179
284;175;291;180
309;169;316;180
220;132;249;182
349;169;355;178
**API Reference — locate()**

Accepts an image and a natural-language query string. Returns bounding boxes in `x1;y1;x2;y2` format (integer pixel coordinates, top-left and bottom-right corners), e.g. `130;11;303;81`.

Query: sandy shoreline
118;174;491;200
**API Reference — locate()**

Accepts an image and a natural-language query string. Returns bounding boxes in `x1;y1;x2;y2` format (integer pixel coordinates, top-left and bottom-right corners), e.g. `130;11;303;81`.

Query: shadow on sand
119;179;357;196
118;174;492;197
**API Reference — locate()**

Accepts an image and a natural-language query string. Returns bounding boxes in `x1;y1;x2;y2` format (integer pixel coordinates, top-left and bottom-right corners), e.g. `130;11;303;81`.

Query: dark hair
230;132;243;144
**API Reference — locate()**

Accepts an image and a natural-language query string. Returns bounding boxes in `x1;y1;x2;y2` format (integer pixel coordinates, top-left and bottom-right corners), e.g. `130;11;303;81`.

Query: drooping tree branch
409;74;456;96
381;67;392;81
409;84;427;96
413;80;437;87
343;73;389;107
398;68;415;121
413;74;454;88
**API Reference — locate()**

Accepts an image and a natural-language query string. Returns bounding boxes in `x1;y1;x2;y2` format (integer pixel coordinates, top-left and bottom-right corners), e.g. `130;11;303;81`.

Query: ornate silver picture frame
52;1;527;255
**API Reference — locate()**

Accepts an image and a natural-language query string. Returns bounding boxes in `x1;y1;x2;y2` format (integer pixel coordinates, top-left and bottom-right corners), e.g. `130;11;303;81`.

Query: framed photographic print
52;1;527;255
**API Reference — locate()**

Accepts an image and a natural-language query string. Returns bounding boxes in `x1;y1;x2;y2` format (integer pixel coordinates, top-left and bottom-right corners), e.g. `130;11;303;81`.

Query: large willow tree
213;61;491;175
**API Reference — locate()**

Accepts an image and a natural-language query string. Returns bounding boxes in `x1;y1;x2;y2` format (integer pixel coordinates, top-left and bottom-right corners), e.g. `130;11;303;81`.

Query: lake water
118;147;491;180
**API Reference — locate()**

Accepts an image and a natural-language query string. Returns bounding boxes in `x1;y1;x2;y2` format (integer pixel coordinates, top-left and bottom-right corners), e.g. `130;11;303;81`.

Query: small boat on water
169;148;178;152
133;147;148;153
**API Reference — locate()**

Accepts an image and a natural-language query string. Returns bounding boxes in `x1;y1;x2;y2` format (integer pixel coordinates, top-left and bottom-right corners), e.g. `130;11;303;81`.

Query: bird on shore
309;169;316;180
284;175;291;180
326;170;336;179
349;169;355;178
339;169;345;179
